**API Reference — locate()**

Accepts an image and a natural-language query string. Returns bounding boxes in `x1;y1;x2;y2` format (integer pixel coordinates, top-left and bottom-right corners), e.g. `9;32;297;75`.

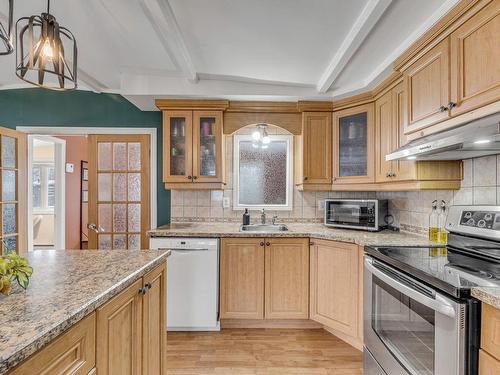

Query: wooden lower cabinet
8;313;96;375
310;239;363;349
96;263;166;375
265;238;310;319
220;238;265;319
480;350;500;374
220;237;309;320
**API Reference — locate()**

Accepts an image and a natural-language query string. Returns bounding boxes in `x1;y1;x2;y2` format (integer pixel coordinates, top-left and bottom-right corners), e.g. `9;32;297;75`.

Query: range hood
386;112;500;161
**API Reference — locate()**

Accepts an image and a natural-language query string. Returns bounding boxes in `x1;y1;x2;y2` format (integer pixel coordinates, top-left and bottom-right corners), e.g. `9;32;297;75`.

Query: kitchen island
0;249;170;375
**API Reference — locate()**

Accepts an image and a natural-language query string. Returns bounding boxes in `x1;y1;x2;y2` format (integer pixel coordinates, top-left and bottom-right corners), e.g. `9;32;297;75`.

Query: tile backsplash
169;126;500;237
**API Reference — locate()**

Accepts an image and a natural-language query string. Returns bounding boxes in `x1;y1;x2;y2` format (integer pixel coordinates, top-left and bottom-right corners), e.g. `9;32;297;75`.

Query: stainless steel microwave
324;199;388;231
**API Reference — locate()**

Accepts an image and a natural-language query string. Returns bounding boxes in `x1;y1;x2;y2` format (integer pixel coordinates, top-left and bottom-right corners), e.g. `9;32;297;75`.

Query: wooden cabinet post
142;264;167;375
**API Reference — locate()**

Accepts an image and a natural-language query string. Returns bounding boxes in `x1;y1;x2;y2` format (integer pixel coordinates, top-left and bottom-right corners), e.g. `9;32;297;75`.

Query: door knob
439;105;447;112
88;223;103;233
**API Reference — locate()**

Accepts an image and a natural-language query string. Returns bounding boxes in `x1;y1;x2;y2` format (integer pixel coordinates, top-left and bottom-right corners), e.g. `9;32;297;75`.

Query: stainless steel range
363;205;500;375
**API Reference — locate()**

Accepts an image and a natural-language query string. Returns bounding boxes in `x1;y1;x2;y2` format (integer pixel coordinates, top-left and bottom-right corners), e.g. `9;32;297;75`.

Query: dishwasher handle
157;247;210;252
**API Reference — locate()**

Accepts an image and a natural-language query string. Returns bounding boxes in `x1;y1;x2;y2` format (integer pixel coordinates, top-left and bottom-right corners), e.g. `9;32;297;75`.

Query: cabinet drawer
482;303;500;361
8;313;96;375
480;349;500;375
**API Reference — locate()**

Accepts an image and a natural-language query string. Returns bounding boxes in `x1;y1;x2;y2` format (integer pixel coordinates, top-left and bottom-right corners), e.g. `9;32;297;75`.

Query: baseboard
322;325;363;351
220;319;323;329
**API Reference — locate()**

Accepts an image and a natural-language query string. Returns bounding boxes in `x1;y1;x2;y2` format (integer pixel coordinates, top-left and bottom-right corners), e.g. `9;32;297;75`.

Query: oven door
364;256;466;375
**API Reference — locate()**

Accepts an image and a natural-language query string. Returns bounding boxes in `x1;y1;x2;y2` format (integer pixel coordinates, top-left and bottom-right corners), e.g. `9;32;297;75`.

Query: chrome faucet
272;215;278;225
261;209;266;224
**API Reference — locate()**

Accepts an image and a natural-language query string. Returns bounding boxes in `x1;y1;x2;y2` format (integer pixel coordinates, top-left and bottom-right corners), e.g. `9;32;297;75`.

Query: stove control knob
467;218;475;226
464;212;472;219
478;219;486;228
485;214;493;221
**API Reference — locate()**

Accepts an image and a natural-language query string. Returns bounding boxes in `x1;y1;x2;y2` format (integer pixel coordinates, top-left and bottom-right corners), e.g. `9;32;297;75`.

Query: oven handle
365;258;456;318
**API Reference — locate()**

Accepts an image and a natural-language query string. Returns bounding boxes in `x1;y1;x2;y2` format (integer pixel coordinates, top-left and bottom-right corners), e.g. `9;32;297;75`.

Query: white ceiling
0;0;459;110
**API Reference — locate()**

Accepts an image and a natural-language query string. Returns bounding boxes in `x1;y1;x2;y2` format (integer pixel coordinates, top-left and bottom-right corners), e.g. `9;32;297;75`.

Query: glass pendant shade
16;1;77;90
0;0;13;55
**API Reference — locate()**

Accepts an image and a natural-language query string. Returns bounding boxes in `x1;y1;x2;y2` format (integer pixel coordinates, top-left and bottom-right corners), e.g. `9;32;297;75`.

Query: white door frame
27;135;66;250
18;127;158;249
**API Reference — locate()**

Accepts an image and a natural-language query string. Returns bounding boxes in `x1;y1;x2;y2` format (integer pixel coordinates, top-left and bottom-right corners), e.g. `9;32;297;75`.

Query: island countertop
148;222;436;247
0;249;170;374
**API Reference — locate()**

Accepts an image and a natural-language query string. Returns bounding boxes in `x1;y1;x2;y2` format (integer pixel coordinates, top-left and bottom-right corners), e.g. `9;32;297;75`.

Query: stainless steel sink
240;224;289;232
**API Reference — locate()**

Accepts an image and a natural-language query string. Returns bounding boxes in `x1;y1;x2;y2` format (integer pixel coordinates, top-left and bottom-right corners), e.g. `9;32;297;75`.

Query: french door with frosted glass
88;134;150;250
0;127;27;255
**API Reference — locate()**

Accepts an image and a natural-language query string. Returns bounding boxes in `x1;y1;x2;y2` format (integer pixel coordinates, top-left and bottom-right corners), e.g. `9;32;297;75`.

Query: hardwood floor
167;328;363;375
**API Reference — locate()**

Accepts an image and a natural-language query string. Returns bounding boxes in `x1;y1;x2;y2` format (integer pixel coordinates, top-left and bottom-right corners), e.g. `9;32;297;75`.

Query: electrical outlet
223;197;231;208
65;163;74;173
317;200;325;211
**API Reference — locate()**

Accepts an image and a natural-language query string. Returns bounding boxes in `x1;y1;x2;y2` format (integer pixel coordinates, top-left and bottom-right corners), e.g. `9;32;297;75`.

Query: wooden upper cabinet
310;240;360;339
450;0;500;116
220;238;265;319
163;110;193;183
192;111;224;183
264;238;309;319
142;264;167;375
0;127;27;255
163;109;224;188
375;91;395;182
298;112;332;186
96;278;143;375
333;103;375;184
403;38;451;134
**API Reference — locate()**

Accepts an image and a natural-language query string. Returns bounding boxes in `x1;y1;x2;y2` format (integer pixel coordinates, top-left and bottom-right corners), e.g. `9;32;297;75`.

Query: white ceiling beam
316;0;392;94
77;68;108;93
139;0;198;83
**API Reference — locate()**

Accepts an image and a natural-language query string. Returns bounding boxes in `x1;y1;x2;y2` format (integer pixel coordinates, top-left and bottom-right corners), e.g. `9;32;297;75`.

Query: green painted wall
0;88;170;225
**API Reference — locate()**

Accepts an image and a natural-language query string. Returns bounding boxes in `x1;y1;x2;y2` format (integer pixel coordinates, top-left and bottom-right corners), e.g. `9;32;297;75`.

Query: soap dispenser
243;208;250;225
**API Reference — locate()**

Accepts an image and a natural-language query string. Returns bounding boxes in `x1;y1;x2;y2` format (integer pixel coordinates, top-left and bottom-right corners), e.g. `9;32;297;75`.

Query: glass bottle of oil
428;200;439;242
438;200;448;244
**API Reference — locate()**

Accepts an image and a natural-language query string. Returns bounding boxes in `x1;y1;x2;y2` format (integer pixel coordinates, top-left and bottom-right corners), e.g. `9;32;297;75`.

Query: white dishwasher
150;237;220;331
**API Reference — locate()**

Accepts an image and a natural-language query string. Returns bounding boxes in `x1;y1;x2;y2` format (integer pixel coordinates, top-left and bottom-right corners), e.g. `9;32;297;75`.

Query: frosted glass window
234;134;292;210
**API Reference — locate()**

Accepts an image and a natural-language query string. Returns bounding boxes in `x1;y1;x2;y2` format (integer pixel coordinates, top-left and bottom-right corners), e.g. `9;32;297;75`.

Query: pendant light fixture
251;123;271;149
0;0;13;55
16;0;77;90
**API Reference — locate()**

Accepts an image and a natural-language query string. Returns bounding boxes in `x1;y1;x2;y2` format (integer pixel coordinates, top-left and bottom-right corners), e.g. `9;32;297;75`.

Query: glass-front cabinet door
193;111;223;183
333;103;374;184
0;128;27;255
163;111;193;183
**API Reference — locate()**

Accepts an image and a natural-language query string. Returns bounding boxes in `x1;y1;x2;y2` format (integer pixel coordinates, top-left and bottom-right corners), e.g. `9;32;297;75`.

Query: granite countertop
472;287;500;309
148;222;435;247
0;249;170;374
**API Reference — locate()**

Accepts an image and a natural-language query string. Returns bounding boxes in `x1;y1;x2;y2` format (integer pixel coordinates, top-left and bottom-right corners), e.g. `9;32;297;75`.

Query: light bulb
262;135;270;144
252;130;261;141
41;39;54;59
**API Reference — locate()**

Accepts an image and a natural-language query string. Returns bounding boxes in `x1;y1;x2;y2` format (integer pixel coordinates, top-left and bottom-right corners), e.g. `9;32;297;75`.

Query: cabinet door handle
309;242;315;246
138;287;146;295
187;175;192;180
391;172;396;178
260;241;265;247
145;283;152;290
265;242;271;246
385;172;389;177
193;176;198;180
439;105;447;112
447;101;456;110
304;176;308;181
